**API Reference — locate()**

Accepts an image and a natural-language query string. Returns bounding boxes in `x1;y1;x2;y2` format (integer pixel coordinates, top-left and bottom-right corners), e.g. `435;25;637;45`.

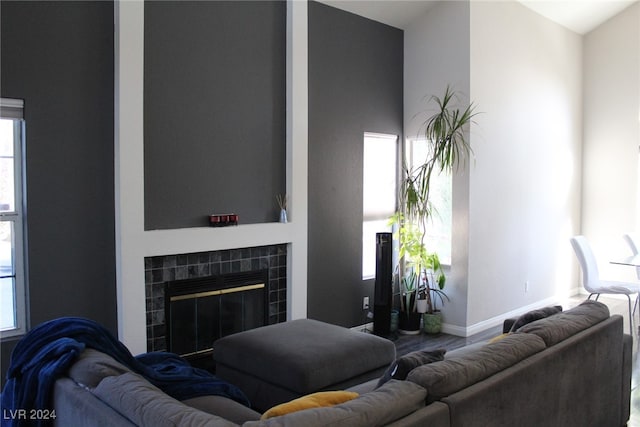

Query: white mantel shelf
143;222;296;257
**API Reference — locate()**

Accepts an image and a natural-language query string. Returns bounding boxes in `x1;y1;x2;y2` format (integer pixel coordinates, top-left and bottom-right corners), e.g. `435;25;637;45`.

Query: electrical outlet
363;296;370;310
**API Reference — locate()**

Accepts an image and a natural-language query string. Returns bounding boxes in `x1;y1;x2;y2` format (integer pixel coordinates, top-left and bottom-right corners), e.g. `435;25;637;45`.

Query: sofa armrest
53;378;136;427
94;372;239;427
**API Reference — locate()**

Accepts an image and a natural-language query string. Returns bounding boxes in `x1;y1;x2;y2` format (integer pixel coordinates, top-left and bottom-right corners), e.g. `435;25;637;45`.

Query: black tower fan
373;232;392;336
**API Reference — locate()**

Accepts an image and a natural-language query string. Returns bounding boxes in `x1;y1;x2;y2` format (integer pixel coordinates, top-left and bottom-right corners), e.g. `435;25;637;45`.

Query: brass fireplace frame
164;270;269;362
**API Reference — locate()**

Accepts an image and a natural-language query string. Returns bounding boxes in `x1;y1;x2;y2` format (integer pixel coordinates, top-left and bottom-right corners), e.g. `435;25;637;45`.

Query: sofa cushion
406;332;546;401
67;348;131;388
93;372;237;427
442;340;486;359
376;348;446;388
243;380;426;427
182;395;261;424
509;305;563;332
261;391;359;419
517;300;609;346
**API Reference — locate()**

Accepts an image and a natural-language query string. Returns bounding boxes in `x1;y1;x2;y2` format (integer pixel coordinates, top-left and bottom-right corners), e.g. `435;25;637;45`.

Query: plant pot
390;309;399;333
416;299;428;313
423;311;443;334
398;311;421;335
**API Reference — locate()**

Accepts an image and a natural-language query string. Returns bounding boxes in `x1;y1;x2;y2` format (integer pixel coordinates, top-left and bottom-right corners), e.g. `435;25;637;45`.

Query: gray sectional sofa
52;300;631;427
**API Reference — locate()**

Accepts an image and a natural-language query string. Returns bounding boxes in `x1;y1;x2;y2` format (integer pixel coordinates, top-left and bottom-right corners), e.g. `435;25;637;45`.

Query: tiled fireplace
144;244;287;352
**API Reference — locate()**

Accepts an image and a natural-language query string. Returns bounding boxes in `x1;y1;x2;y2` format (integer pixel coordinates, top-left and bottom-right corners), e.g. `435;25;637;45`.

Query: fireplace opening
164;269;268;368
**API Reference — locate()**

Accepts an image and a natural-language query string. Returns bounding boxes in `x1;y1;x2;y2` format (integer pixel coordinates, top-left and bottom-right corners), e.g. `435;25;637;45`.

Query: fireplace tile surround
144;244;287;352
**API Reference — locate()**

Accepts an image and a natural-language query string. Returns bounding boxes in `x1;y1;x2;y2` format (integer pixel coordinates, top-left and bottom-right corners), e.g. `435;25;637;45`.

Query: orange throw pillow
261;391;359;420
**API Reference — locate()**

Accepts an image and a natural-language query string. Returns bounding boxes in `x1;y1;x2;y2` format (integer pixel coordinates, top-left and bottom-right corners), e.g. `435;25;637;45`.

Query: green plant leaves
390;85;477;313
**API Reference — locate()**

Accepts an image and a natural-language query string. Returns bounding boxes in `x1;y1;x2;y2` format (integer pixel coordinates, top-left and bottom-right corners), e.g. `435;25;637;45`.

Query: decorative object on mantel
276;193;288;223
209;213;239;227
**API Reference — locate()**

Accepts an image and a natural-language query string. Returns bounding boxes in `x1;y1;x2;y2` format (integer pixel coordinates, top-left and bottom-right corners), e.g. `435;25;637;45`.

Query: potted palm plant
392;86;476;334
394;219;448;333
398;267;421;334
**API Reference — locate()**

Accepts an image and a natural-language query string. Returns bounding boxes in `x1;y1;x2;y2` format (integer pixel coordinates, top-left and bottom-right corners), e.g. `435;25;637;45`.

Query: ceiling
319;0;438;29
318;0;638;34
519;0;637;34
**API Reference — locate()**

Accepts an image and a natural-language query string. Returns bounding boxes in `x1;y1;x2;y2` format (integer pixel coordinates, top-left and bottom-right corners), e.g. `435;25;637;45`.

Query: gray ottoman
213;319;396;412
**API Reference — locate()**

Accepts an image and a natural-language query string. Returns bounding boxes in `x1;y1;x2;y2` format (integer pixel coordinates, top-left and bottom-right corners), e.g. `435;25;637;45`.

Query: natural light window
0;98;26;339
362;133;397;279
406;138;452;265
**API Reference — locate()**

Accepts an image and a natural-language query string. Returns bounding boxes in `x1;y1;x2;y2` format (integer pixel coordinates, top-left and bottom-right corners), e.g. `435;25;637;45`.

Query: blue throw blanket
1;317;250;427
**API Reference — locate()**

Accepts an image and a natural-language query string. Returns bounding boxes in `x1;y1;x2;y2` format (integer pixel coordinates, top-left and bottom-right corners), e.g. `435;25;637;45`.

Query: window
406;138;452;265
362;133;398;279
0;98;26;338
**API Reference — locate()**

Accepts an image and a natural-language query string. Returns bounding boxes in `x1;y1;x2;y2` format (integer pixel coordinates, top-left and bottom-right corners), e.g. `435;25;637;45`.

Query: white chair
622;233;640;315
623;233;640;280
570;235;640;333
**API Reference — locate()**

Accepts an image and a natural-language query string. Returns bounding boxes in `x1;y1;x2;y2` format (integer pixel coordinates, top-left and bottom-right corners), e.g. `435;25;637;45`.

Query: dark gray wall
308;2;403;327
144;1;286;230
0;1;116;381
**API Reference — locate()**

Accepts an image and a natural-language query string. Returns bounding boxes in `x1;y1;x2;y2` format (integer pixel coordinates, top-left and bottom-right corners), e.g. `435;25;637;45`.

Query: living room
0;0;638;392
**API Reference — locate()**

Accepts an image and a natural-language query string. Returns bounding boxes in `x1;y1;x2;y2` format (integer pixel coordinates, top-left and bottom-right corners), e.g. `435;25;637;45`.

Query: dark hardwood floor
390;322;501;358
371;295;639;425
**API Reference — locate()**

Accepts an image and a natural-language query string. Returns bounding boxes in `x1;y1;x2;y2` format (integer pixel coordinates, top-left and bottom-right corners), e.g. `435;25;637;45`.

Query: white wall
467;1;583;326
405;2;582;335
404;1;471;333
468;2;582;325
582;3;640;283
405;1;584;334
